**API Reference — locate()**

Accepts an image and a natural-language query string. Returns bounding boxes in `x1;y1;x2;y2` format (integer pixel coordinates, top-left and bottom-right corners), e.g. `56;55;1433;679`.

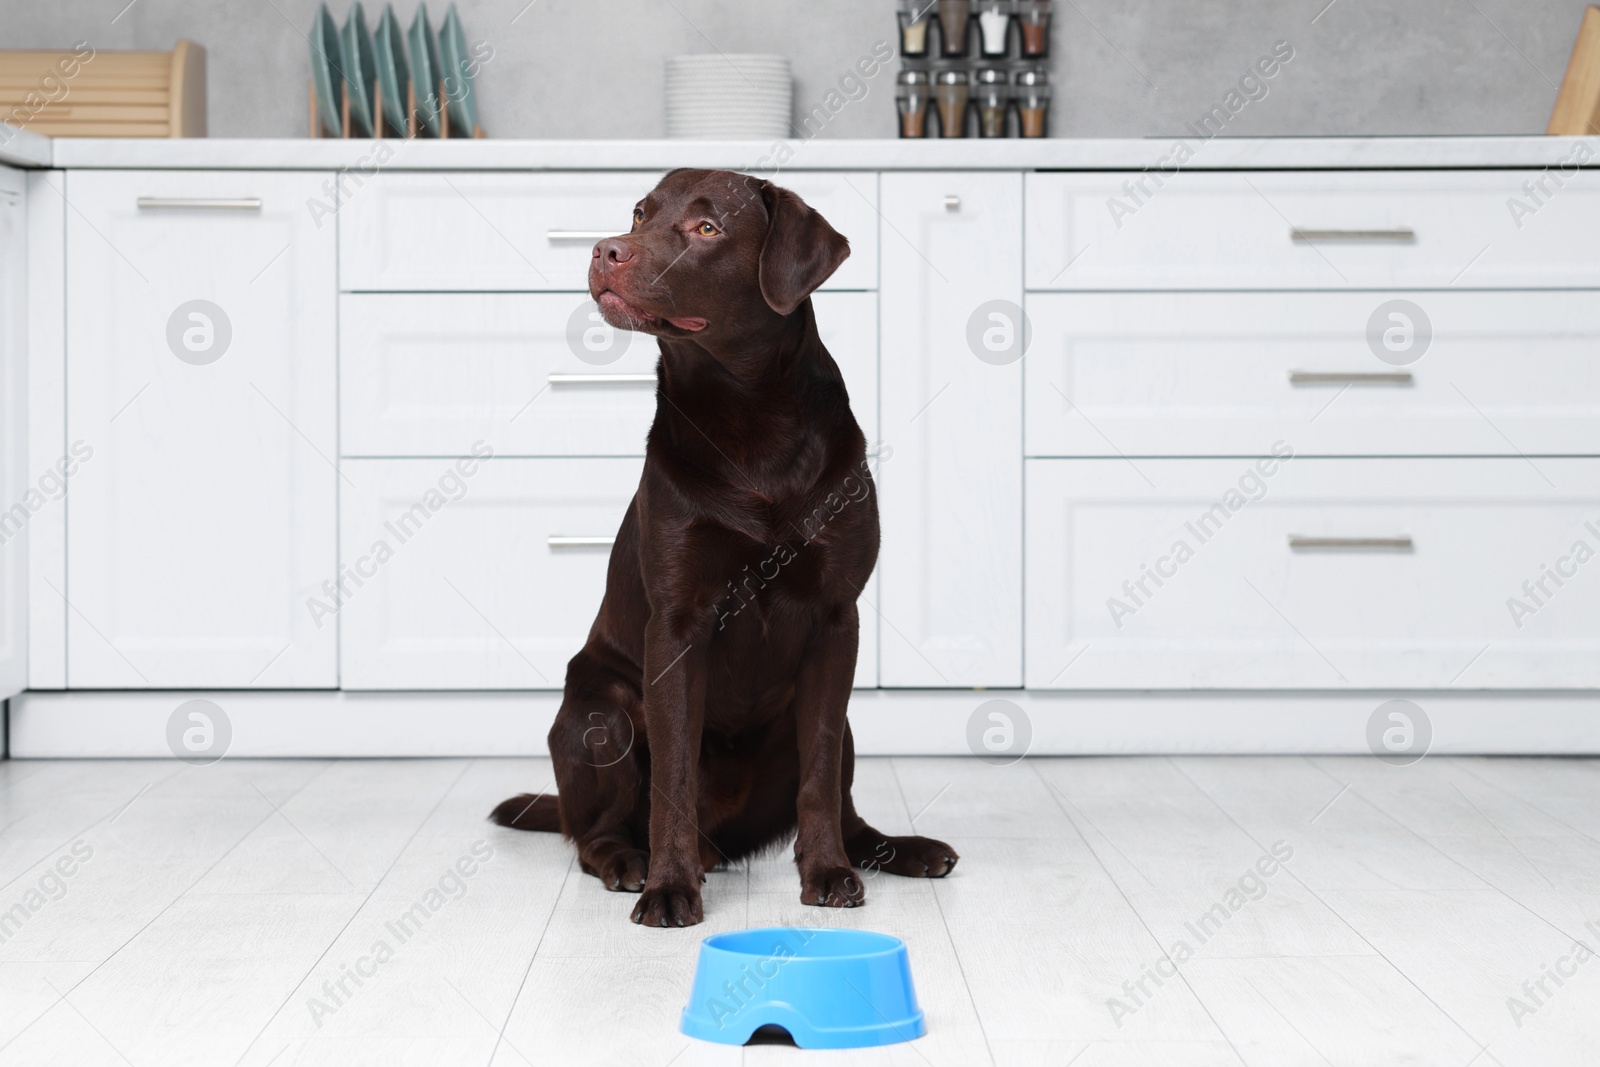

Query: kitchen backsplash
6;0;1589;138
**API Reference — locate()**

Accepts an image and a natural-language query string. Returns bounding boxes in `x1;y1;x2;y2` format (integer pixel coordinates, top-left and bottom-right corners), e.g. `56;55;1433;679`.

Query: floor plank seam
229;758;475;1066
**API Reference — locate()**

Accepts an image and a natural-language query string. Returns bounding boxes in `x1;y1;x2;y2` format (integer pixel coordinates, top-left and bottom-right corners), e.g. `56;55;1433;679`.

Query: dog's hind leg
550;679;653;893
839;721;962;879
490;648;653;893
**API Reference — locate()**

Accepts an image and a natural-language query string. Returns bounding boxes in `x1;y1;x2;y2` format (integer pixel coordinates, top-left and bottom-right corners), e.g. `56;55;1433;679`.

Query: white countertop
4;129;1596;170
0;125;52;169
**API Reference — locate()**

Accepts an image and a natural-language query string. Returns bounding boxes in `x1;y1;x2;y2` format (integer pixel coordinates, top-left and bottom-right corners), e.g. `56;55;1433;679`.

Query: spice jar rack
895;0;1051;138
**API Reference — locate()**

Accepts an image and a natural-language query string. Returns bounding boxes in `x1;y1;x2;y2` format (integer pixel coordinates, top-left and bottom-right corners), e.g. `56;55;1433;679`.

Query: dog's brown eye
696;222;720;237
632;207;644;226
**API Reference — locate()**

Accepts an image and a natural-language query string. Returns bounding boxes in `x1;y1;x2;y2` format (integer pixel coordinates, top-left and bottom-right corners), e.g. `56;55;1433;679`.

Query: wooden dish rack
308;76;484;138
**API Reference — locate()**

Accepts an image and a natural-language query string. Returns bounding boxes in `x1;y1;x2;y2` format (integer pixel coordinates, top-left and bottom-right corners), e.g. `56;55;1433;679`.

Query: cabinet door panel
1025;291;1600;457
339;292;660;458
878;173;1022;687
66;171;336;688
1026;458;1600;689
340;455;879;691
338;172;878;293
339;457;640;690
338;290;879;460
1027;171;1600;290
0;169;24;699
814;292;880;688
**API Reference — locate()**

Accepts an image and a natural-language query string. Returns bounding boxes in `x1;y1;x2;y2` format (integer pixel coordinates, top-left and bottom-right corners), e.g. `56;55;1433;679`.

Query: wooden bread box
0;39;205;138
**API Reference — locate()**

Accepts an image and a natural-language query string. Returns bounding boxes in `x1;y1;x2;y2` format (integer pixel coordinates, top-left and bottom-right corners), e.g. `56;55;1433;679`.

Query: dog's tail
489;793;562;833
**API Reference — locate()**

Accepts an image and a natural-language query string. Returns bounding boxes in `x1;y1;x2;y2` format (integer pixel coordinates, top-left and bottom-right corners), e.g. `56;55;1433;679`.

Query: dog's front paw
630;882;703;927
800;865;866;908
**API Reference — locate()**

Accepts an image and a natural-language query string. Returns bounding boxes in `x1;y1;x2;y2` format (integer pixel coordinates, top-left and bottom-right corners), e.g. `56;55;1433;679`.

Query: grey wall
7;0;1593;139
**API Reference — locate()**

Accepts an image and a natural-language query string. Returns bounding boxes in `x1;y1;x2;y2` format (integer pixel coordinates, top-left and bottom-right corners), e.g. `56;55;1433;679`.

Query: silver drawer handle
547;373;655;385
1289;371;1413;386
1289;535;1414;550
137;197;263;211
1291;228;1414;242
548;536;615;548
943;196;961;212
546;230;615;241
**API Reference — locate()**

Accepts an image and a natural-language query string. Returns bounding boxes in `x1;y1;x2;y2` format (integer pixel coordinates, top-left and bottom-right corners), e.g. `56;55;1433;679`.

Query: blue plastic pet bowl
680;927;926;1049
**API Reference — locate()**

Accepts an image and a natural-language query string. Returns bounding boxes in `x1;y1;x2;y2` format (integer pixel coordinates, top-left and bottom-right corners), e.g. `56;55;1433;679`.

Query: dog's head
588;169;850;344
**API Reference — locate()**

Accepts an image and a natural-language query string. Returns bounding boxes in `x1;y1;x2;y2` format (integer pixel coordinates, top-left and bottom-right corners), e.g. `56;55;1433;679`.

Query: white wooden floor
1;756;1598;1066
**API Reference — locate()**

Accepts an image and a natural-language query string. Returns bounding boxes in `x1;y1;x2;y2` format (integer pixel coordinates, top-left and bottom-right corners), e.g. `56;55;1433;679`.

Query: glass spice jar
937;0;972;57
975;68;1009;137
896;69;931;137
1014;68;1050;137
976;0;1012;58
898;0;931;58
1017;0;1051;58
934;69;970;137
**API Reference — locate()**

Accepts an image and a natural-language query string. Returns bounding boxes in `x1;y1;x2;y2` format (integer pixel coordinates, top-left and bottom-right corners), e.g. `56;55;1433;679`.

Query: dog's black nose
595;238;635;271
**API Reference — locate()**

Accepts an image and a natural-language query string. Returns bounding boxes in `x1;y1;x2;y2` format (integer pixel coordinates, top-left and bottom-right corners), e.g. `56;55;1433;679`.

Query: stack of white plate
665;54;793;140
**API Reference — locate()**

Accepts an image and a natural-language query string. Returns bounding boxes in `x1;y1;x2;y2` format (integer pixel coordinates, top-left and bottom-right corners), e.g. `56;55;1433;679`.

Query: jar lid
898;69;931;84
977;68;1008;84
1013;69;1048;85
935;70;970;84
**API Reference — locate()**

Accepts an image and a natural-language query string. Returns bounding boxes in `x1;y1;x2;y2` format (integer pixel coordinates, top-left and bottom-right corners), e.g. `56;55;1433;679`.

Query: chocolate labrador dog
491;169;958;926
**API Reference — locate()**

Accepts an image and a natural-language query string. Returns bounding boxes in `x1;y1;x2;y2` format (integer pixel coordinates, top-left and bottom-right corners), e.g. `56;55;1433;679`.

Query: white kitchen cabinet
0;168;25;700
1026;457;1600;689
878;172;1023;687
1025;291;1600;457
65;171;337;688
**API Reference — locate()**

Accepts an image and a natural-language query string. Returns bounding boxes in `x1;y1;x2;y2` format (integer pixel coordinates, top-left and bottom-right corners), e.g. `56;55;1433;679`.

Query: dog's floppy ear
758;182;851;316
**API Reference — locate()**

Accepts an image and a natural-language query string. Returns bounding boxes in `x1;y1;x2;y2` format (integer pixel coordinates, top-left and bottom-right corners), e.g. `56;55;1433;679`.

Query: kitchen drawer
1025;458;1600;689
339;171;879;292
340;458;878;689
340;457;644;689
340;291;879;456
1025;291;1600;457
1026;171;1600;290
